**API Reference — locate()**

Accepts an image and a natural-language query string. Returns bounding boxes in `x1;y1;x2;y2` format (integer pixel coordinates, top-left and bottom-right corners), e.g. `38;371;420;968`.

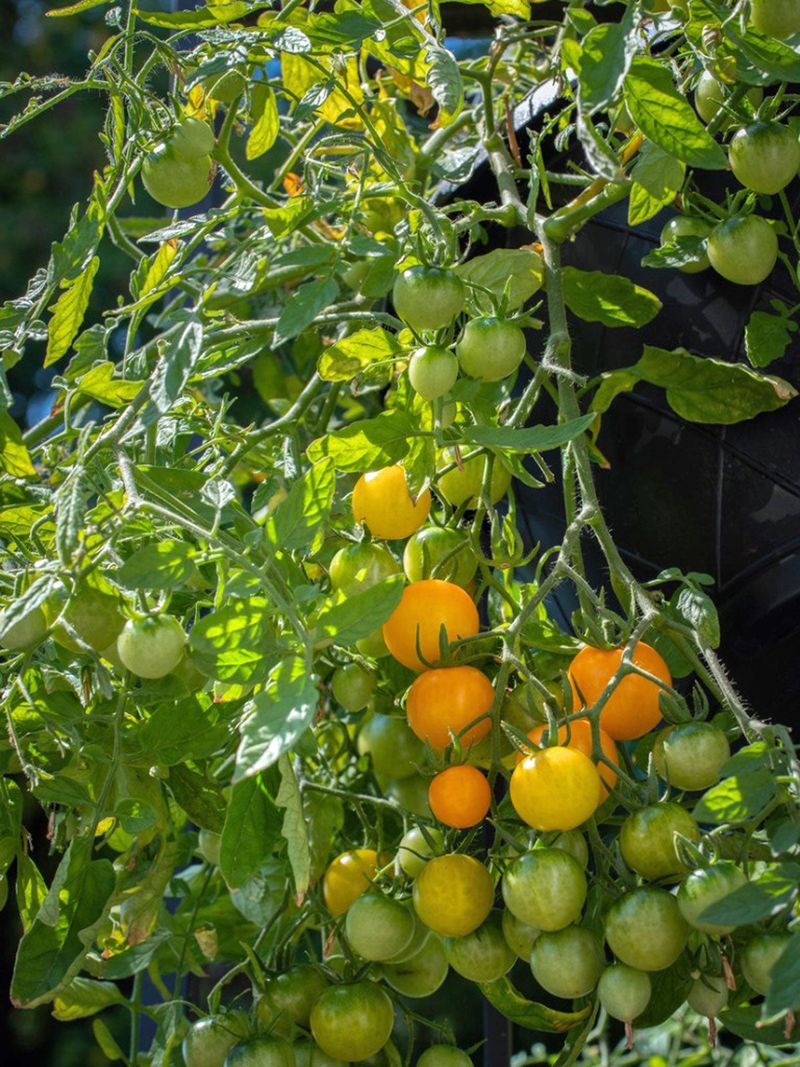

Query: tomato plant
1;1;799;1063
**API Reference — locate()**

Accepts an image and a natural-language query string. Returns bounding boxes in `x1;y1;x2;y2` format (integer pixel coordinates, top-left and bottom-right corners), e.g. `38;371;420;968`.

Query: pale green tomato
345;893;416;962
396;826;445;878
597;964;651;1022
408;347;459;401
530;927;605;1000
416;1048;472;1067
385;775;432;818
694;72;763;128
142;143;212;209
182;1014;249;1067
502;849;587;931
198;829;221;866
0;606;48;652
116;615;186;678
437;448;512;508
358;715;425;782
444;911;515;982
381;933;449;997
310;982;394;1062
501;909;540;961
687;974;728;1017
331;663;377;712
171;116;215;159
225;1037;294;1067
741;933;792;995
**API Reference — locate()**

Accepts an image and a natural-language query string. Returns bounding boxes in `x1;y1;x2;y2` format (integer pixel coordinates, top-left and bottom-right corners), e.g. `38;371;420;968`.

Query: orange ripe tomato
510;747;601;831
322;849;378;916
568;642;672;741
521;720;619;802
406;665;494;750
352;466;431;540
383;580;479;672
428;765;492;828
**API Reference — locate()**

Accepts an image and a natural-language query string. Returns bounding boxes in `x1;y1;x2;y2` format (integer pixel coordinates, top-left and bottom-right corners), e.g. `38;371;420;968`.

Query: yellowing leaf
140;240;178;296
247;85;280;160
45;256;99;367
0;412;36;477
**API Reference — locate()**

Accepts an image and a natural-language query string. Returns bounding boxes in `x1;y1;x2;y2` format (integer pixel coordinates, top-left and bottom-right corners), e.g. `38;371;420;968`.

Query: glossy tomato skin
652;721;731;791
619;802;700;881
437;449;512;508
322;849;378;916
403;527;477;589
413;853;494;937
53;582;126;653
142;143;212;209
707;215;778;286
171;116;215;158
660;216;712;273
750;0;800;38
456;318;527;382
530;926;605;999
225;1036;295;1067
0;606;48;651
444;910;515;982
597;965;652;1022
345;892;415;961
383;581;479;672
352;467;431;541
729;122;800;195
381;934;448;997
694;72;763;128
292;1039;347;1067
330;663;376;712
525;720;619;802
502;909;540;960
741;933;792;995
605;888;689;972
116;615;186;679
502;848;587;931
392;267;465;333
416;1048;472;1067
406;665;493;749
510;747;601;831
310;982;394;1062
358;714;424;782
396;826;444;878
182;1014;249;1067
428;764;491;828
568;642;672;741
329;543;400;596
259;965;329;1028
408;346;459;401
677;863;747;935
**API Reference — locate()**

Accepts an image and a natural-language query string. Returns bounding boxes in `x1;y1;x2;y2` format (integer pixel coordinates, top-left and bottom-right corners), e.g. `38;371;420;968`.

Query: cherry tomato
310;982;394;1062
428;764;491;828
444;910;515;982
707;215;778;286
741;933;792;995
677;862;747;935
412;853;494;937
171;117;215;159
456;317;527;382
408;346;459;401
403;527;477;589
182;1014;249;1067
416;1048;472;1067
53;582;126;653
385;774;432;817
653;721;731;791
597;964;652;1023
729;122;800;195
226;1036;294;1067
392;267;465;333
605;888;689;972
437;448;512;509
257;966;329;1029
116;615;186;679
357;714;424;782
198;829;221;866
381;933;448;997
352;466;431;540
502;909;540;961
619;802;700;881
694;72;763;128
750;0;800;38
510;747;601;831
660;217;712;274
142;144;212;209
322;849;378;916
530;926;605;999
330;663;376;712
568;642;672;741
406;665;493;750
292;1039;347;1067
329;543;401;596
687;974;728;1017
502;848;587;931
396;826;445;878
0;606;48;652
523;720;620;803
345;893;415;961
383;581;479;672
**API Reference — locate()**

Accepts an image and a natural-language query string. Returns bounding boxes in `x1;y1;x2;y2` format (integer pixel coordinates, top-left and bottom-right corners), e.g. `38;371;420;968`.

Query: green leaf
15;854;47;933
148;319;204;417
11;837;115;1008
46;0;108;16
274;277;338;345
693;767;777;825
235;656;319;781
720;1005;794;1047
276;755;310;898
590;370;640;415
168;763;226;833
312;575;404;649
116;540;200;591
578;15;637;113
458;0;528;15
624;57;726;170
307;410;415;471
135;241;179;298
53;977;124;1021
135;698;228;766
478;976;590;1033
45;256;99;366
461;414;596;452
220;774;281;888
305;790;344;882
765;933;800;1015
318;328;402;382
699;863;800;927
633;965;693;1029
641;236;707;271
745;310;796;369
133;2;253;27
425;46;463;124
628;143;685;226
92;1018;126;1062
190;598;280;685
265;458;335;552
0;411;36;477
675;586;720;648
455;248;544;314
76;362;143;408
247;84;280;160
562;268;661;328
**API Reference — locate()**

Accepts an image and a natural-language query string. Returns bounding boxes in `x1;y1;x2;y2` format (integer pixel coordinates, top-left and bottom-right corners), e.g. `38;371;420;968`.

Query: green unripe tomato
530;926;605;1000
293;1040;347;1067
225;1036;294;1067
204;69;248;103
660;217;712;274
116;615;186;679
456;317;526;382
345;893;416;961
53;583;126;653
381;936;449;997
198;829;221;866
392;267;465;333
331;663;376;712
357;714;424;781
310;982;394;1062
408;347;459;401
694;72;763;128
729;122;800;195
329;543;400;596
653;721;731;791
536;830;589;869
597;964;652;1022
750;0;800;38
171;116;215;159
0;606;48;652
605;888;689;972
741;933;792;995
444;911;515;982
501;908;540;961
403;527;477;588
619;802;700;882
416;1048;472;1067
502;849;587;931
258;966;329;1029
182;1014;249;1067
687;974;728;1017
356;629;391;659
142;144;212;209
396;826;445;877
677;862;747;935
707;215;778;286
385;775;431;818
437;448;512;508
